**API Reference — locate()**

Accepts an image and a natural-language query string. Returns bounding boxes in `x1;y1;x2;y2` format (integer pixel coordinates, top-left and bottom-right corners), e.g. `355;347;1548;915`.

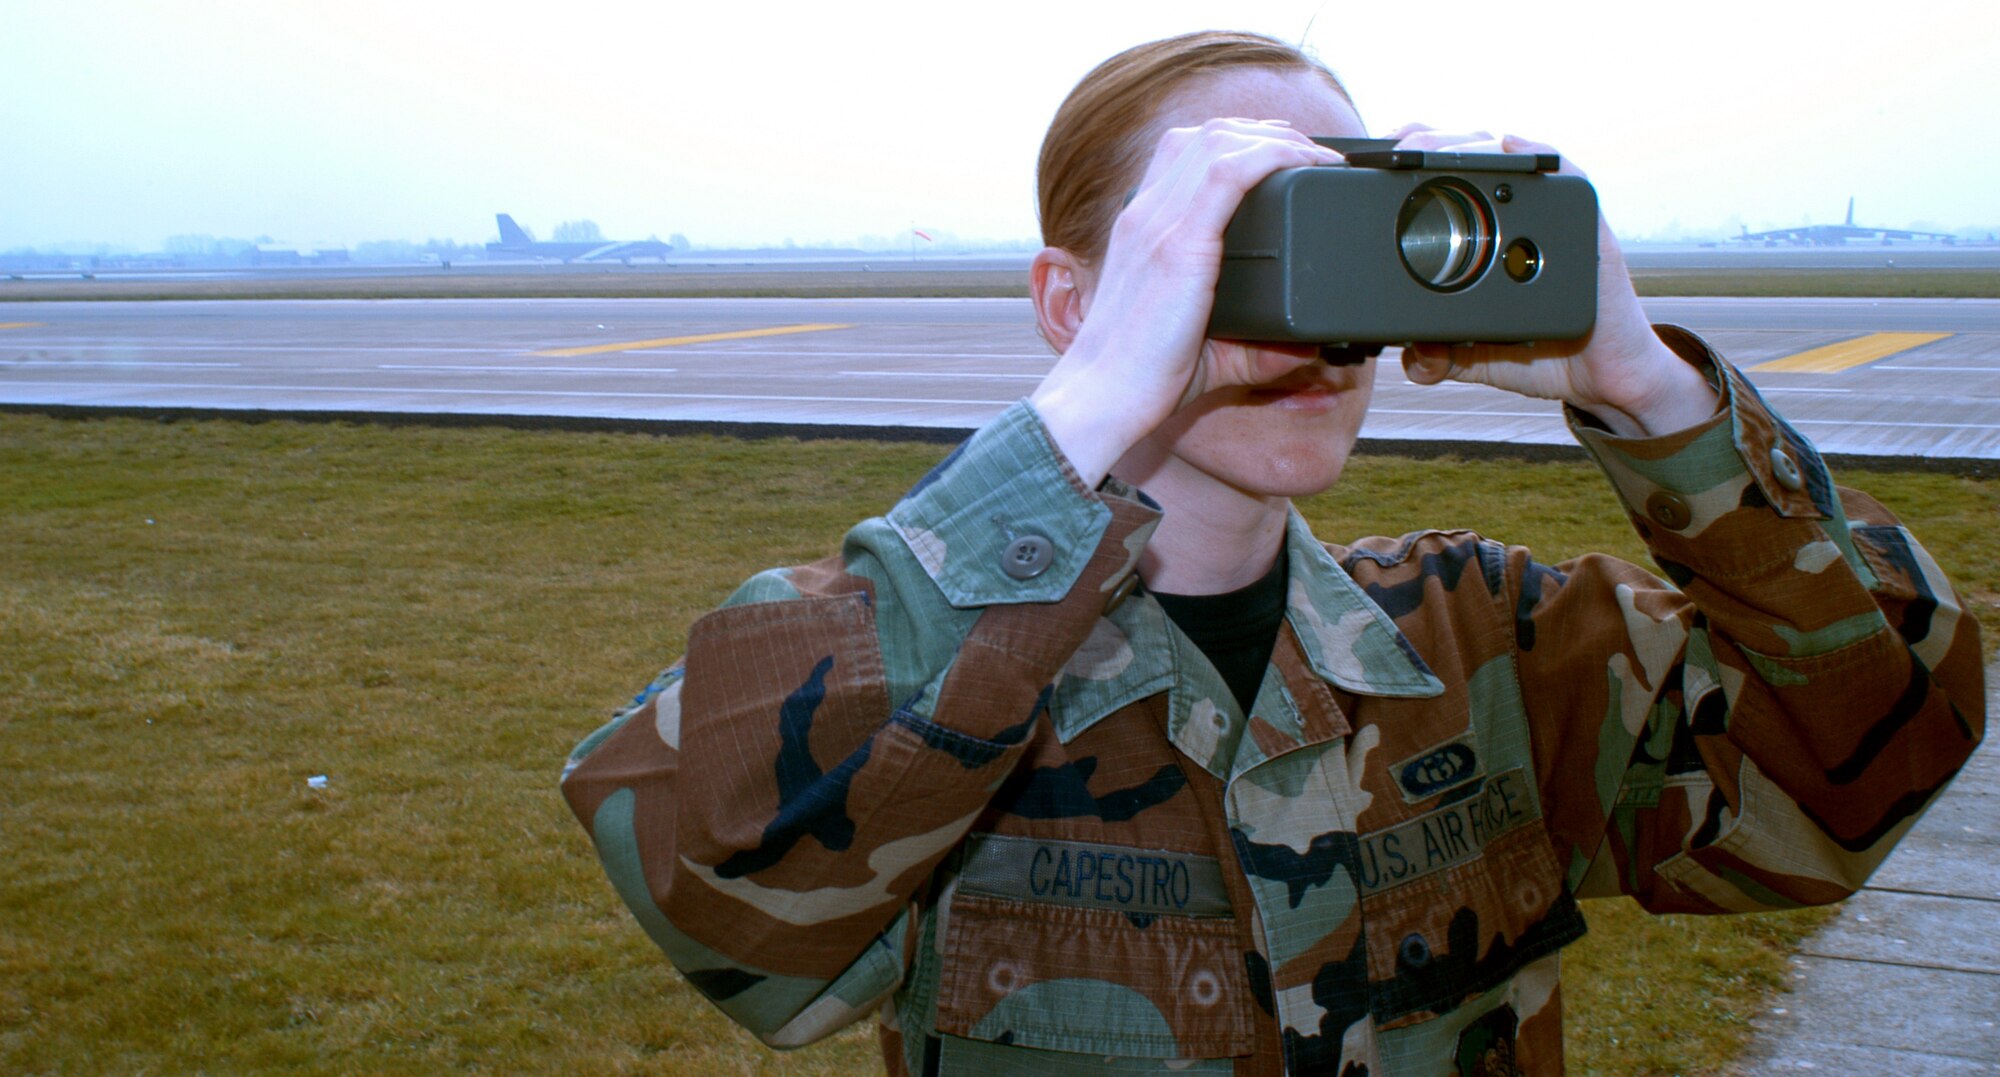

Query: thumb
1401;344;1462;386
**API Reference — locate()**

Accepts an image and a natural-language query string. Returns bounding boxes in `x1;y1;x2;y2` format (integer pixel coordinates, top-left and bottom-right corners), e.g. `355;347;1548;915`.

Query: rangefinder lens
1397;179;1495;292
1503;238;1543;282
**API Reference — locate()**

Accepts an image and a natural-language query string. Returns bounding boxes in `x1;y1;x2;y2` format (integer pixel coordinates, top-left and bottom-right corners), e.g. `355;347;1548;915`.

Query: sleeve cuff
1569;324;1839;542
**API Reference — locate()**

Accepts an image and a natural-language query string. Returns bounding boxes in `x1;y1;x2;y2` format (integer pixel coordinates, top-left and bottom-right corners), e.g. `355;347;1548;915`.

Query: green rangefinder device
1210;137;1599;348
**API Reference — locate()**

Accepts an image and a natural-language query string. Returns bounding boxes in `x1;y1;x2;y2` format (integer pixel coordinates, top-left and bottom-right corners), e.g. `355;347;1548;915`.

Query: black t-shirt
1150;552;1289;716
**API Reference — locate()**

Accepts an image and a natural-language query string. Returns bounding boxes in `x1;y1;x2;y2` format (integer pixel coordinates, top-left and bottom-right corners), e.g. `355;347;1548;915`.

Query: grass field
2;414;1993;1074
3;265;1998;301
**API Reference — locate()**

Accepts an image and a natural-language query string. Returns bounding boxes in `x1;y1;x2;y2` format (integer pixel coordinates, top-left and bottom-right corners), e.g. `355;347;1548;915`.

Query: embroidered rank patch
1356;767;1537;896
1389;730;1485;803
957;833;1232;918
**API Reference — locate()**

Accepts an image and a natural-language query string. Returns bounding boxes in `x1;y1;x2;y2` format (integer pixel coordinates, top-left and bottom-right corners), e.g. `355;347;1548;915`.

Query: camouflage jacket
562;328;1984;1075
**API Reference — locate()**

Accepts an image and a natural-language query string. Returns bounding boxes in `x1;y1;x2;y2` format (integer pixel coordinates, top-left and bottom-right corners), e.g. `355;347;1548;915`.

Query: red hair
1037;31;1353;261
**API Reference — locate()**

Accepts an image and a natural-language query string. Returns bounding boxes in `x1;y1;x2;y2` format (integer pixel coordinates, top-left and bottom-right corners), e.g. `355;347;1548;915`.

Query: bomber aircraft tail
495;213;533;245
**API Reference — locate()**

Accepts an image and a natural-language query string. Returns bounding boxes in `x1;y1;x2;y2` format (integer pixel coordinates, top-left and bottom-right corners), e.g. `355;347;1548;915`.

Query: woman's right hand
1027;119;1342;487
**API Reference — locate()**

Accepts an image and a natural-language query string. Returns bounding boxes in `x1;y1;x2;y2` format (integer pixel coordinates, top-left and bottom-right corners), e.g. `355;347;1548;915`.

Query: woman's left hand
1387;125;1720;438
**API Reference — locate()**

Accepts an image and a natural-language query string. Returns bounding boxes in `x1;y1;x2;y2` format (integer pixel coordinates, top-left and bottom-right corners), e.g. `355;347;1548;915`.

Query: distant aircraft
1734;198;1957;246
485;214;674;262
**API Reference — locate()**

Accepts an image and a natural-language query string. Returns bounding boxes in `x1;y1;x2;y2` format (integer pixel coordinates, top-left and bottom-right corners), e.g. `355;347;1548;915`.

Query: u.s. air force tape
958;834;1233;918
1356;767;1538;896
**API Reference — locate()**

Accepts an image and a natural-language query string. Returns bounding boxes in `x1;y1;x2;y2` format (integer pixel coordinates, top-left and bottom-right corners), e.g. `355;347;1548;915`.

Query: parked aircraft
485;214;674;262
1734;198;1958;246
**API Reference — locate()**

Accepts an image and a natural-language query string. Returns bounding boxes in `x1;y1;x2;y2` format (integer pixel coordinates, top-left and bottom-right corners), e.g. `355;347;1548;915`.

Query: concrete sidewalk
1738;660;2000;1074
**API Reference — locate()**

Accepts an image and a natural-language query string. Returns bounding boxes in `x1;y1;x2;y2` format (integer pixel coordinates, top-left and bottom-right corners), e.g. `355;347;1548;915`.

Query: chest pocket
1353;767;1588;1026
930;834;1254;1064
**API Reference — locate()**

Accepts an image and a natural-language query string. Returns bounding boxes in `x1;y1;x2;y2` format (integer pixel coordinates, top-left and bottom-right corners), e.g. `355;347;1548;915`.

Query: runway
14;245;2000;281
2;296;1996;460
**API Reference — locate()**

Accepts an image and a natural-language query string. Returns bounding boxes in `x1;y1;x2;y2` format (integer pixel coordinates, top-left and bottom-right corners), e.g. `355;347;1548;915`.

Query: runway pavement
1;296;1996;461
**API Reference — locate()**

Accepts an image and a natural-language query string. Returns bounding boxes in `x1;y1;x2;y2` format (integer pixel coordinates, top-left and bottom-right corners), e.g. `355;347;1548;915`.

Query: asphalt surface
3;296;1996;462
11;244;2000;281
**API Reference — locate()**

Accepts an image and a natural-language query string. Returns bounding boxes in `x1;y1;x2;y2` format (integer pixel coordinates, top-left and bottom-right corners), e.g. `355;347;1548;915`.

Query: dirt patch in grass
2;414;1991;1074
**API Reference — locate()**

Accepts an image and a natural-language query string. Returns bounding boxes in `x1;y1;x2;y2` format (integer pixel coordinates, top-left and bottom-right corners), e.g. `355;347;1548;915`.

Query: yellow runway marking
1752;332;1952;374
534;322;851;357
0;322;46;330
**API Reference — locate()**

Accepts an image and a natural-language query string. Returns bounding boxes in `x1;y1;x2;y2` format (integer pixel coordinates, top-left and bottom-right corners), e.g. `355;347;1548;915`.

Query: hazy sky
4;0;1996;250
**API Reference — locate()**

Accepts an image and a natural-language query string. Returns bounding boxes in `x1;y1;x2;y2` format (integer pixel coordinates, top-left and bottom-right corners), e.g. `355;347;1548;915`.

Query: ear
1030;247;1089;353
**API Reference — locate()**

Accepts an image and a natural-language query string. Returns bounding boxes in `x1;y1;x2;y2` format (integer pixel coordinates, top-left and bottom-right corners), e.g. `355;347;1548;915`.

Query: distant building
0;251;89;272
252;244;352;267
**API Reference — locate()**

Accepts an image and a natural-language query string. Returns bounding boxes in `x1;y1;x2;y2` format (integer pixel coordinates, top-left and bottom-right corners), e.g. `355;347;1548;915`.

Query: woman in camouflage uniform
562;30;1984;1076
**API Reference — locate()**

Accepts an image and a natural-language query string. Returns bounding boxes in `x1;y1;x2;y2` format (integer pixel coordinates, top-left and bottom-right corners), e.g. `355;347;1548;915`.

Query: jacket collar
1049;508;1443;755
1278;508;1445;699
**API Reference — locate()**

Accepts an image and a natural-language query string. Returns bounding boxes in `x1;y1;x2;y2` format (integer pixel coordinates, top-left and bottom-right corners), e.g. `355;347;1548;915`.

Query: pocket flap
936;893;1253;1059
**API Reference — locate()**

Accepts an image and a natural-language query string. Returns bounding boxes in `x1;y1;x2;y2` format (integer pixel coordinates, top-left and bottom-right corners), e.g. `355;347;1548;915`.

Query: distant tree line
551;220;602;243
351;238;486;263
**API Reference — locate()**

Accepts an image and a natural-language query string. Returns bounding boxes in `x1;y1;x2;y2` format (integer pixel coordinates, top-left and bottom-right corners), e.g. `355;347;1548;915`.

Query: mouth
1245;379;1347;412
1206;340;1371;411
1246;362;1364;405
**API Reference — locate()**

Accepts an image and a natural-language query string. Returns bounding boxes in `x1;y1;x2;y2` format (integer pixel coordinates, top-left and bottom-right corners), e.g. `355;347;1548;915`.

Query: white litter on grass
307;775;328;789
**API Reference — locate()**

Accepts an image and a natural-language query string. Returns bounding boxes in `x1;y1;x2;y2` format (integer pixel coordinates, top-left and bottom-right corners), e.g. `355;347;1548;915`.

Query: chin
1241;442;1355;497
1184;424;1358;499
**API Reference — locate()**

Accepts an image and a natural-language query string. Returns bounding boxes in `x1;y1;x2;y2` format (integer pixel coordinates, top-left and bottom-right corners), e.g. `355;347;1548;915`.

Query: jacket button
1399;933;1432;968
1103;572;1140;614
1644;491;1691;531
1001;535;1054;580
1770;446;1805;491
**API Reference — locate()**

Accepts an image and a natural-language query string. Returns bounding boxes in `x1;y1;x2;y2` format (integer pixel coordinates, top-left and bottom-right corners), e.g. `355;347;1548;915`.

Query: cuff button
1103;573;1140;614
1644;491;1692;531
1002;535;1055;580
1770;447;1805;491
